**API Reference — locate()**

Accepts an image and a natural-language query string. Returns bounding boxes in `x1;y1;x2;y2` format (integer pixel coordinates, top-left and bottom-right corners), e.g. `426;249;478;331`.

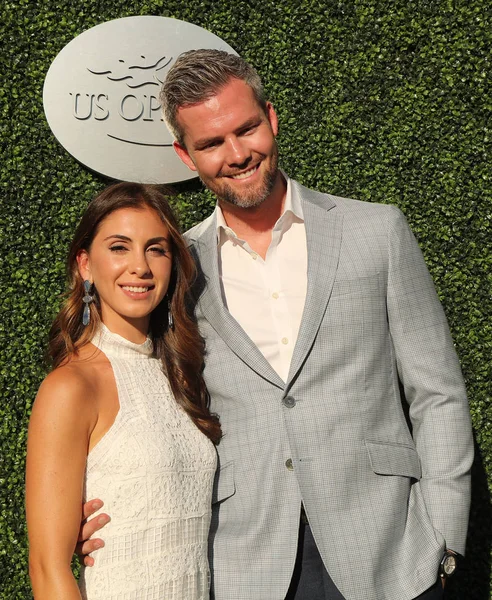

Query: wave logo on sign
43;16;237;183
88;55;171;88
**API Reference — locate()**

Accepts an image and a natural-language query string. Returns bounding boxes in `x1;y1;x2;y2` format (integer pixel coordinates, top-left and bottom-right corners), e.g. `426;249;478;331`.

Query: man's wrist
439;549;460;579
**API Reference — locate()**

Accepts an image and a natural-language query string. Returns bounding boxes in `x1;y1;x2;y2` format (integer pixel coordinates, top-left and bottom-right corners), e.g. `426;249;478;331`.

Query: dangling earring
82;280;94;326
167;296;174;330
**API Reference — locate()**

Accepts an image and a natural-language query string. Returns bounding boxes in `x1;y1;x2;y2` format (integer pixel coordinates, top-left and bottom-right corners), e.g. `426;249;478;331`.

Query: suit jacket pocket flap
212;460;236;504
366;441;421;479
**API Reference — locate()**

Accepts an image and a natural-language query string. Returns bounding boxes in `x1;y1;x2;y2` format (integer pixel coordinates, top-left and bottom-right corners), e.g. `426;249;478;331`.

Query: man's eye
241;124;259;135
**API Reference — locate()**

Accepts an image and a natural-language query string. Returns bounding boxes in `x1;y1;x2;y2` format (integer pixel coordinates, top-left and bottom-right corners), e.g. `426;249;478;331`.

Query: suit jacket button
285;458;294;471
283;396;296;408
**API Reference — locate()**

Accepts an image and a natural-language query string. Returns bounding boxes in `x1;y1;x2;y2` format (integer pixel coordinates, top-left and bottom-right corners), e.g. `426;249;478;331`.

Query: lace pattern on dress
79;325;216;600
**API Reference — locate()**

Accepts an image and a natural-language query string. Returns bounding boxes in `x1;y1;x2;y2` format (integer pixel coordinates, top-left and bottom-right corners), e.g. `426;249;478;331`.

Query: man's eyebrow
194;135;223;150
235;117;262;133
194;116;262;150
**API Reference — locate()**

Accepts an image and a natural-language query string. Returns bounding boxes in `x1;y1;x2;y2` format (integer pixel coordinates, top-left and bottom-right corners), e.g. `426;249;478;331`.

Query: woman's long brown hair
49;182;221;444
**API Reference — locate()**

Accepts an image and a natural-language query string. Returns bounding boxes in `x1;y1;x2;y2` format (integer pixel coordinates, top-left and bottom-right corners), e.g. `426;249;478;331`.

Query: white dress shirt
216;177;308;382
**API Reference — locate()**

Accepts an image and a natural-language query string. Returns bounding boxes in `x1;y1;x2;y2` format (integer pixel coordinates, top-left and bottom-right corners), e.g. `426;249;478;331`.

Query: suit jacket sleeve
386;206;473;555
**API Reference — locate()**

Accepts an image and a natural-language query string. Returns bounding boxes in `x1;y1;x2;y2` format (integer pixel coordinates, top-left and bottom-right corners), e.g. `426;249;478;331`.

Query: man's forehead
177;93;226;119
199;94;223;112
177;79;256;113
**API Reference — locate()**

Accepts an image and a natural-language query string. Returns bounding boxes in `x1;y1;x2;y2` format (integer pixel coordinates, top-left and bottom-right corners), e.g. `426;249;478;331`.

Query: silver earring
82;280;94;326
168;297;174;330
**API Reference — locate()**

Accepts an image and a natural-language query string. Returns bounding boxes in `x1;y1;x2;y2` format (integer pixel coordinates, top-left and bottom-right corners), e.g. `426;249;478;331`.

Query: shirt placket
264;225;294;381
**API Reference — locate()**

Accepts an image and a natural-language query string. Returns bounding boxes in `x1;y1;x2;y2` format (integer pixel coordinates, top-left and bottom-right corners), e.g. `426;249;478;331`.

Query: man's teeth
231;166;258;180
122;286;149;293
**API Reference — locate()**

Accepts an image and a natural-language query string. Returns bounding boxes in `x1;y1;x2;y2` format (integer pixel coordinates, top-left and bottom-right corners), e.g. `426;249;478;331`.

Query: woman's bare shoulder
34;344;109;421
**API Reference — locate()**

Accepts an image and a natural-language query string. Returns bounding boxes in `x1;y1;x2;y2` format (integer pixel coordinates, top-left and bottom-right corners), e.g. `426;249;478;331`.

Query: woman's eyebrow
147;236;169;245
103;234;132;241
102;234;169;244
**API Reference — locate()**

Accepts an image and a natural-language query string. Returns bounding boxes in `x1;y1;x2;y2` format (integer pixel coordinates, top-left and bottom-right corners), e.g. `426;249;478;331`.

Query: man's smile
228;164;260;180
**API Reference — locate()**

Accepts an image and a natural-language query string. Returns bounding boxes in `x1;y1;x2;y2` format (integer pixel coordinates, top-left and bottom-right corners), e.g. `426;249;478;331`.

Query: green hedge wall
1;1;490;598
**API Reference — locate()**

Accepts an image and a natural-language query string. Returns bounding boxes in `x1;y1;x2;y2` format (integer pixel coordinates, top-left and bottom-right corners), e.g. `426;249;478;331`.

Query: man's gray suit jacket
185;179;473;600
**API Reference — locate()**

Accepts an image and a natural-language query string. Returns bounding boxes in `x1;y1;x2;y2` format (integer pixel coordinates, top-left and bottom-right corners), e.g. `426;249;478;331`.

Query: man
80;50;473;600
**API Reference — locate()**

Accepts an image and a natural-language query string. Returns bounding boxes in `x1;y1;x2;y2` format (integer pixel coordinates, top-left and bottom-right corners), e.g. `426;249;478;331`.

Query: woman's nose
129;253;151;277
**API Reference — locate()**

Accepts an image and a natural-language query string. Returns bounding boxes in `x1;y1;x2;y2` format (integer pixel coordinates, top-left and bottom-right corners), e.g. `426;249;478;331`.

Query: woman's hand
75;499;111;567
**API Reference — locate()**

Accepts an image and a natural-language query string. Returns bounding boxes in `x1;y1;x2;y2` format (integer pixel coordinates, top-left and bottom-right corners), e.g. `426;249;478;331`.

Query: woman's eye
148;246;167;255
109;245;127;252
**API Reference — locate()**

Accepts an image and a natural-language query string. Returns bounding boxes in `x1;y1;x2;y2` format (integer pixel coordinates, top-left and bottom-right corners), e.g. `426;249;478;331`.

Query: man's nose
225;137;250;166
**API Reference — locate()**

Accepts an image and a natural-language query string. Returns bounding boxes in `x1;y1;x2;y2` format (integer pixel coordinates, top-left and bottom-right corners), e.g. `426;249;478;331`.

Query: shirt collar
215;173;303;244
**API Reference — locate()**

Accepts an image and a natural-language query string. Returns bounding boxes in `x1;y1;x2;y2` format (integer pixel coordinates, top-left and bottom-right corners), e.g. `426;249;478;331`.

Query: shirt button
272;292;279;299
285;458;294;471
283;396;296;408
281;337;289;345
251;253;258;260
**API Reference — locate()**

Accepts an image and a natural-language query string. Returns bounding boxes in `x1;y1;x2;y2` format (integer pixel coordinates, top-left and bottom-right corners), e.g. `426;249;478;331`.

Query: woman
26;182;221;600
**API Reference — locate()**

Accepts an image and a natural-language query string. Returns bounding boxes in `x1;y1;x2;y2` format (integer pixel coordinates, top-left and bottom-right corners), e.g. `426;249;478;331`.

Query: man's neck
218;172;287;257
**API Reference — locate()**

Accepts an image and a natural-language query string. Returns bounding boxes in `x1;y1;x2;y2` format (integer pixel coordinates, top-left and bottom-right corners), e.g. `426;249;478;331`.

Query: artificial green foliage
1;0;490;598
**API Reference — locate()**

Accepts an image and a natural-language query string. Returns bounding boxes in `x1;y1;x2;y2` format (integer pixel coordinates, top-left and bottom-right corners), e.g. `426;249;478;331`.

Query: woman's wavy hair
49;182;221;444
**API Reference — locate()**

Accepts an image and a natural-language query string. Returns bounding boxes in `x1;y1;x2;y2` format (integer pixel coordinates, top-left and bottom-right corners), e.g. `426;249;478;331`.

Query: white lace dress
78;325;217;600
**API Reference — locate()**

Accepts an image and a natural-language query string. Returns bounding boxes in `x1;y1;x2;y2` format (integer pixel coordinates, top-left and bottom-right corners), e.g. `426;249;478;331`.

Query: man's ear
76;250;92;282
173;141;197;172
265;102;279;137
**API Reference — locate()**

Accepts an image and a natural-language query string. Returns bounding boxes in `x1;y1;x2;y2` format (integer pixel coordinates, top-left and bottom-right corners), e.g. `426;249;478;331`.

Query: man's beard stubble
200;144;279;210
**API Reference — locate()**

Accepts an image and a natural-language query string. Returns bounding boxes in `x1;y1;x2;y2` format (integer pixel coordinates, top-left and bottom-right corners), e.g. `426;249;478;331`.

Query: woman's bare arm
26;367;97;599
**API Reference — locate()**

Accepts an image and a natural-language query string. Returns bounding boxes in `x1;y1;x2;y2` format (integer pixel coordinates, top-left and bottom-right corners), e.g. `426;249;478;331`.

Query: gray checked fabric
185;179;473;600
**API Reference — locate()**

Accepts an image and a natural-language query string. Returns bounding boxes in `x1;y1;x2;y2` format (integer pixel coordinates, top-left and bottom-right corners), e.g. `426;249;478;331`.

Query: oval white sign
43;16;237;183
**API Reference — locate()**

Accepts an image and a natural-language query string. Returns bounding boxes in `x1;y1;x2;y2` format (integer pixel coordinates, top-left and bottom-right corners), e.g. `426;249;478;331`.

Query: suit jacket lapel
189;214;285;389
286;181;343;387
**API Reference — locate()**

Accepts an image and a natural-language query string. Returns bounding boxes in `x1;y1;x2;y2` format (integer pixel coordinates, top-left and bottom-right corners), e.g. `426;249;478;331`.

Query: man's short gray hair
160;49;267;146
